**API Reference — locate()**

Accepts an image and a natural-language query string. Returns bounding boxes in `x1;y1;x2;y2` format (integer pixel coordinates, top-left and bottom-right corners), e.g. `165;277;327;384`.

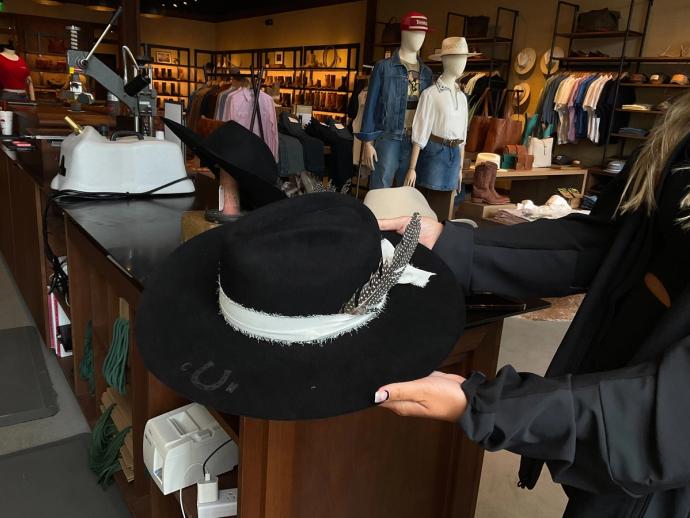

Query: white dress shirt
411;78;468;149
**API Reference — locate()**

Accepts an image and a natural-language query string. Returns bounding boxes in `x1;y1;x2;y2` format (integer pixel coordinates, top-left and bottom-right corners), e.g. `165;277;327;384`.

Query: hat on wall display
540;47;565;75
136;193;465;420
513;48;537;75
512;82;531;106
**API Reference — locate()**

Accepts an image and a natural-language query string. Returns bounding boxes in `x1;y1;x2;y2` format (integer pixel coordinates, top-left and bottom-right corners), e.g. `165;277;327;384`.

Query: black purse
576;9;621;32
381;17;400;44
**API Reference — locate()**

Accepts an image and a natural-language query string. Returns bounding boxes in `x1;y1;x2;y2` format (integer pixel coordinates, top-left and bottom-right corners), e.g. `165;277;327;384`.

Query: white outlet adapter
197;488;238;518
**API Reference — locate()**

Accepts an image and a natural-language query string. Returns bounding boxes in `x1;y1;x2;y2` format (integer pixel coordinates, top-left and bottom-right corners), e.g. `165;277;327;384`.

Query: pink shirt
221;88;279;161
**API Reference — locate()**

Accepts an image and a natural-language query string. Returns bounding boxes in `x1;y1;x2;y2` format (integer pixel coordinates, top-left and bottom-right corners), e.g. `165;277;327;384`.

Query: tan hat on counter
363;186;438;221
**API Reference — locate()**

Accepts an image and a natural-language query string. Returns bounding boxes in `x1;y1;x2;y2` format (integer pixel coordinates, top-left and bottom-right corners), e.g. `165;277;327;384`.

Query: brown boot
471;163;509;205
487;163;511;204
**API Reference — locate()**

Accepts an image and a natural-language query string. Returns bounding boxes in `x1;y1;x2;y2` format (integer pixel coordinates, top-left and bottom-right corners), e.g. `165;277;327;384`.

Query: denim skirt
416;140;461;191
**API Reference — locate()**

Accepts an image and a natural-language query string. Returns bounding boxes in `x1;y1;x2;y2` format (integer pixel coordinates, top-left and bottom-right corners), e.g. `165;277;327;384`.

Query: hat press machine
62;7;157;136
52;8;194;195
143;403;238;496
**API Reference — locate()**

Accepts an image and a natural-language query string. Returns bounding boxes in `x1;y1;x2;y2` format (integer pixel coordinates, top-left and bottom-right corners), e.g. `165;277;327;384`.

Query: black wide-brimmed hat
136;193;465;420
163;118;286;209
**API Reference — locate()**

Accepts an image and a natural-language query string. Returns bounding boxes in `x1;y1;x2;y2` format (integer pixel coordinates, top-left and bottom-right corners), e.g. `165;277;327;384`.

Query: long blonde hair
619;91;690;229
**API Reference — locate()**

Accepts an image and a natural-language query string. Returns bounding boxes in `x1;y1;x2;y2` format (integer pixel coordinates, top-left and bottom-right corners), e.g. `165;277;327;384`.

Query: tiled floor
475;317;570;518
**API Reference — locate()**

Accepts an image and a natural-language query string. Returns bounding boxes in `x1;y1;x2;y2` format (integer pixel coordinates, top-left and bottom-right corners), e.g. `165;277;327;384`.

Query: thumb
375;381;417;404
378;217;410;234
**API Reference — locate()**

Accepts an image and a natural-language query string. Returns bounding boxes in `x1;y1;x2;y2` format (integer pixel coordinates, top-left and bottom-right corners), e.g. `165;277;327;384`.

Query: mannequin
357;11;433;189
405;38;475;220
0;41;35;101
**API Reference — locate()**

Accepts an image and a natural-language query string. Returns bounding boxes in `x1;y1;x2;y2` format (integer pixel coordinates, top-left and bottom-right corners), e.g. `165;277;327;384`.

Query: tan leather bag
484;91;523;154
465;90;493;153
504;144;534;171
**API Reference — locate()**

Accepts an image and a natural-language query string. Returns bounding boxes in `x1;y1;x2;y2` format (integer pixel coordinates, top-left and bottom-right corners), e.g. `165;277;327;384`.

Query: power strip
197;488;238;518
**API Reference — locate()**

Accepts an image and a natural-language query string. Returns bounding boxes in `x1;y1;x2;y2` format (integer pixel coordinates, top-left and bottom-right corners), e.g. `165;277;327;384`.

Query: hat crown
218;194;382;317
441;37;469;55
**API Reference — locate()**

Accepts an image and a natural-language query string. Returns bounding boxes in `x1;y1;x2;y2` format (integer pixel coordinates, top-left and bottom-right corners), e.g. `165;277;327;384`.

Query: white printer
52;126;195;195
143;403;238;495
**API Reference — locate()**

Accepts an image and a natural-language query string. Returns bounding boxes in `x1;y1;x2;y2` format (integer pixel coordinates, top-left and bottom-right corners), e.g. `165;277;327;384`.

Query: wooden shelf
25;51;68;57
616;108;664;114
558;56;690;64
556;30;643;39
177;468;238;518
624;83;690;89
611;132;648;140
589;166;621;177
465;36;513;44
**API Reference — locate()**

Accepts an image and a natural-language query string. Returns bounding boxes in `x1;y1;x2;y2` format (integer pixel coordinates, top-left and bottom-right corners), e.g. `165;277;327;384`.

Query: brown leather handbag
465;90;493;153
504;144;534;171
483;91;523;154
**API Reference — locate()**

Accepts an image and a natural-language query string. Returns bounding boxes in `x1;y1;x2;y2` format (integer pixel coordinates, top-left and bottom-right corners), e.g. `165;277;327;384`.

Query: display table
462;166;588;205
1;141;548;518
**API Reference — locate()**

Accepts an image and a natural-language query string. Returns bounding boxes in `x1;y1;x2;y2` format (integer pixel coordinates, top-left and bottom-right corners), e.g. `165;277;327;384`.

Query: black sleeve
459;334;690;496
433;168;628;298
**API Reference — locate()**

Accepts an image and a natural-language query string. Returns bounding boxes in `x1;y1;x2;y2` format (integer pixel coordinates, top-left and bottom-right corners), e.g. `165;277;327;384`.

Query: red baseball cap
401;11;430;32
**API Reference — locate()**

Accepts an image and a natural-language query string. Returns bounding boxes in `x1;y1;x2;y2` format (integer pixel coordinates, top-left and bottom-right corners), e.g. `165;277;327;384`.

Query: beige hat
514;48;537;75
512;82;531;106
428;37;481;61
475;153;501;170
540;47;565;75
363;186;438;222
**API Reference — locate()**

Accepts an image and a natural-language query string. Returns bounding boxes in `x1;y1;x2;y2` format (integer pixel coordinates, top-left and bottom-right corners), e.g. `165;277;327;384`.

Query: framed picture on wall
275;51;284;66
156;50;173;64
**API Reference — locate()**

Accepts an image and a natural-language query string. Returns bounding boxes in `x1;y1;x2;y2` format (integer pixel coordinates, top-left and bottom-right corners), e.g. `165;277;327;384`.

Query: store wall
3;0;216;57
215;1;366;51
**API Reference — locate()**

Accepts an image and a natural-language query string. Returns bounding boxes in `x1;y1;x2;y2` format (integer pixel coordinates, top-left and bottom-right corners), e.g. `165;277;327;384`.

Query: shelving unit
194;44;360;123
442;7;519;80
142;43;192;111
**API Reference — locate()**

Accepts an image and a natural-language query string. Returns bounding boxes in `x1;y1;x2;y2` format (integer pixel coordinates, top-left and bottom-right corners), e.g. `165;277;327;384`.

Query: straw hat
514;48;537;75
512;82;531;106
540;47;565;75
428;37;481;61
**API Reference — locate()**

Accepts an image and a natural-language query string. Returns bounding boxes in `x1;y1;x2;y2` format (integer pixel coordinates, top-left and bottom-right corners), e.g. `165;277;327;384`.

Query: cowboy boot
471;163;508;205
487;163;511;204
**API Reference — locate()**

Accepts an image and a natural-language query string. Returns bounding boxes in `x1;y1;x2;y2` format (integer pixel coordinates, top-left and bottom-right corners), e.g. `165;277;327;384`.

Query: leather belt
429;134;464;148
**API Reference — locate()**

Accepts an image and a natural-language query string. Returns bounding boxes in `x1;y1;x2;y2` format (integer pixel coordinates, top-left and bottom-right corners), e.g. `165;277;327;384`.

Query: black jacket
433;135;690;518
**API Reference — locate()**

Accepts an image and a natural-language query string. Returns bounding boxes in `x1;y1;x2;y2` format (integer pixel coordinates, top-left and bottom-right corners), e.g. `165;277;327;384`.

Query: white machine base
197;488;238;518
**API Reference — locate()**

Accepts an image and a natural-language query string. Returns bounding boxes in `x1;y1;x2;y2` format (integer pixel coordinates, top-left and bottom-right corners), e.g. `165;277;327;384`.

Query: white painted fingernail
374;390;389;404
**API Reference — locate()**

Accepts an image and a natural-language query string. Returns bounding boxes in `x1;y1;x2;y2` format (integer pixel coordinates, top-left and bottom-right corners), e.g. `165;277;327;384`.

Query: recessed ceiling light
87;0;115;11
33;0;63;5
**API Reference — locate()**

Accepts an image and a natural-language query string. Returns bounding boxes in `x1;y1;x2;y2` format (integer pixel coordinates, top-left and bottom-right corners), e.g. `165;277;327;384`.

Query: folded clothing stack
604;159;626;174
622;103;653;111
618;127;650;137
581;194;598;210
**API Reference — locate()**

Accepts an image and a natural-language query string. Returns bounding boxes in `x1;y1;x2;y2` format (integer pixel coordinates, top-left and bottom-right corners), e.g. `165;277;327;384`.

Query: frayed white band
218;239;435;344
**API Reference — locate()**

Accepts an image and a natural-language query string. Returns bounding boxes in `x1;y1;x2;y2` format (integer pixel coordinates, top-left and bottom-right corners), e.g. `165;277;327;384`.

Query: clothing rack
546;0;654;164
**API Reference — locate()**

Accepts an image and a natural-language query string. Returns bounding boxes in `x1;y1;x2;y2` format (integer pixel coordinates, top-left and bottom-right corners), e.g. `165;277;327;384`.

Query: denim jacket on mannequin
358;49;433;142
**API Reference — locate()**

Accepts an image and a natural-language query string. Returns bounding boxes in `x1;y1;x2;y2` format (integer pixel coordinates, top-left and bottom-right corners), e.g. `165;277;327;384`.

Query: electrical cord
179;487;186;518
202;439;232;477
43;175;193;302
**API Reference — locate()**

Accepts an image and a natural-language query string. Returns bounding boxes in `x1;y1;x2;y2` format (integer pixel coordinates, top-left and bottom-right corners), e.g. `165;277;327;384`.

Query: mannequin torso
1;48;19;61
405;54;468;188
0;47;35;100
361;30;428;173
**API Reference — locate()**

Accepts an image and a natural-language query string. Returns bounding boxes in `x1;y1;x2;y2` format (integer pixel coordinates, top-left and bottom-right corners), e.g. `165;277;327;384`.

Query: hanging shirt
0;53;30;90
222;88;279;161
400;58;421;130
411;79;468;149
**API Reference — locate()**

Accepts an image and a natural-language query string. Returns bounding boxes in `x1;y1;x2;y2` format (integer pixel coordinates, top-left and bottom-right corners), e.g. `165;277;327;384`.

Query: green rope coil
78;321;95;396
89;404;131;488
103;318;129;395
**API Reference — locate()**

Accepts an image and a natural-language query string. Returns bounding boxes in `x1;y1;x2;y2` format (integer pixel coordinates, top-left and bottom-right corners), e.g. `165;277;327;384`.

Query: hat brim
163;118;286;210
136;225;465;420
428;52;482;61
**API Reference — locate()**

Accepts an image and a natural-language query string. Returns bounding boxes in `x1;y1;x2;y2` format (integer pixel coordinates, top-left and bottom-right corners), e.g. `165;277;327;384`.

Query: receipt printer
143;403;238;495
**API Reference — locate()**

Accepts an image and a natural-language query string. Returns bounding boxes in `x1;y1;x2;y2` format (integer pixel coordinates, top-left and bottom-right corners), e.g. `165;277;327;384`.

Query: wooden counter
1;140;548;518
